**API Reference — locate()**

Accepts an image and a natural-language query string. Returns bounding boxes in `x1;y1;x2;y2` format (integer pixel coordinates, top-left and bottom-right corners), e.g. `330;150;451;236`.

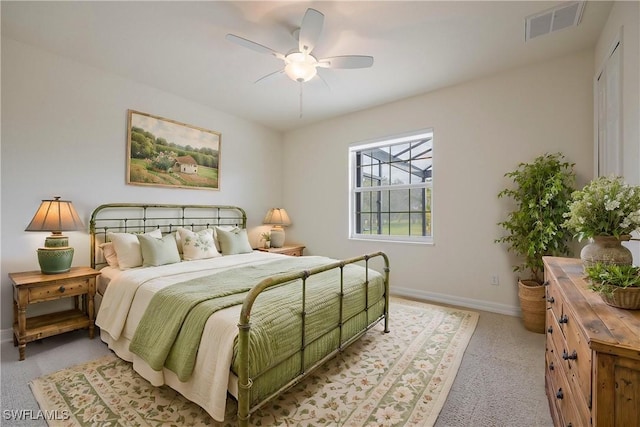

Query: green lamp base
37;247;74;274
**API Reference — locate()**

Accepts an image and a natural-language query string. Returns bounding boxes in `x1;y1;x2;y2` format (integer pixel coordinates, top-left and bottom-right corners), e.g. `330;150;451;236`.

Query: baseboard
391;287;521;317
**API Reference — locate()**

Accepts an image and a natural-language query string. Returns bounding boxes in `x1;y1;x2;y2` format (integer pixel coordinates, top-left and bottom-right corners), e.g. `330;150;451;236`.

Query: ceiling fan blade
318;55;374;69
298;8;324;54
225;34;285;60
254;69;285;84
315;69;331;91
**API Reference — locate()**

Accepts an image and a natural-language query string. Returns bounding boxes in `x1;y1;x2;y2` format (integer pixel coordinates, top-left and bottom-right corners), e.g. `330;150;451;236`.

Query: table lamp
263;208;291;248
25;197;84;274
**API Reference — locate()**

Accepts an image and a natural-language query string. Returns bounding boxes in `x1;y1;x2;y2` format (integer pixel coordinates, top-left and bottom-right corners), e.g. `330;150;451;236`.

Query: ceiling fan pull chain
299;82;304;118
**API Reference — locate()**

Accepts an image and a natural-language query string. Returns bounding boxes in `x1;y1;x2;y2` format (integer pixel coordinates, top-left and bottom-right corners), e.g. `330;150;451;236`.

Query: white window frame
348;129;433;244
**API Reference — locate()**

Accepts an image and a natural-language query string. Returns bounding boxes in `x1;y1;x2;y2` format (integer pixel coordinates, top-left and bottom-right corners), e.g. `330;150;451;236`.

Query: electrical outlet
491;275;500;286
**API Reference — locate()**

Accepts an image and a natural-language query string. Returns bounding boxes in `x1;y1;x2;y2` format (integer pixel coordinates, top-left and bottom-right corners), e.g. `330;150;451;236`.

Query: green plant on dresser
585;263;640;309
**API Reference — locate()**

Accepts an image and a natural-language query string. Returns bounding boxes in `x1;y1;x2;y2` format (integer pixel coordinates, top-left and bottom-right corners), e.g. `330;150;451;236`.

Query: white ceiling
1;1;612;132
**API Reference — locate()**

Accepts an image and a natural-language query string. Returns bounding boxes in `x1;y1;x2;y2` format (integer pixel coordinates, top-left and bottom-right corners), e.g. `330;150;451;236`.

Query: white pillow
177;228;220;260
173;231;183;254
99;242;119;268
107;229;162;269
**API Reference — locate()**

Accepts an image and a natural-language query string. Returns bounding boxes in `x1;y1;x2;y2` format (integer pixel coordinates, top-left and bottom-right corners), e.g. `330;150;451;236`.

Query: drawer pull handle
558;314;568;324
556;388;563;399
562;350;578;361
58;286;66;293
547;296;555;303
547;326;553;334
549;362;554;371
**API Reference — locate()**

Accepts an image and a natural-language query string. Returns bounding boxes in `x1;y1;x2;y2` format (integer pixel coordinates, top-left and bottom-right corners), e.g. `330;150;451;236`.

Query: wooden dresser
543;257;640;427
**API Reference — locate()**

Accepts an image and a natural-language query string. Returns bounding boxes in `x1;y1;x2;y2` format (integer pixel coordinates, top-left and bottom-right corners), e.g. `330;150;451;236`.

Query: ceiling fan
226;8;373;115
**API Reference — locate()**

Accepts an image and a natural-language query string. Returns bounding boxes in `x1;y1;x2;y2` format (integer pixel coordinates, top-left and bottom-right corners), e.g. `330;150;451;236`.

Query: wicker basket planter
518;280;546;333
599;286;640;310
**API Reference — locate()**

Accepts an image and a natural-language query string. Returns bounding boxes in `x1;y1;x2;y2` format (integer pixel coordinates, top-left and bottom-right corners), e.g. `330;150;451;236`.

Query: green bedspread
129;255;386;387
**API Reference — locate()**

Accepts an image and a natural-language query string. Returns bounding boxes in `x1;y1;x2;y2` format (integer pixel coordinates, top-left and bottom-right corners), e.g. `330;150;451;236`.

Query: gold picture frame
126;110;221;190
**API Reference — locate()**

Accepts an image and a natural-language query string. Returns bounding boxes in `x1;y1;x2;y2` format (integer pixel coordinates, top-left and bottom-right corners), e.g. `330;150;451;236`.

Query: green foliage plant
260;232;271;242
496;153;576;284
563;175;640;241
585;263;640;298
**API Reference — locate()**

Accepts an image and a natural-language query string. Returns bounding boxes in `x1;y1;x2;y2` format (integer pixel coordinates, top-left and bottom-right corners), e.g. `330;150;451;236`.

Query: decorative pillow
99;242;119;268
107;229;162;269
215;227;253;255
173;231;183;254
137;233;181;267
213;225;236;252
177;228;220;260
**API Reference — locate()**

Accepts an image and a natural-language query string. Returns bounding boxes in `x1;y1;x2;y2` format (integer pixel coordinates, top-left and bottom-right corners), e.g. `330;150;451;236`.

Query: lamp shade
25;197;84;274
25;197;84;233
263;208;291;227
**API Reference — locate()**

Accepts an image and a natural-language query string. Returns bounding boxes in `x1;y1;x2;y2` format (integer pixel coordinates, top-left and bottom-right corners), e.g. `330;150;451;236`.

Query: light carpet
30;298;478;426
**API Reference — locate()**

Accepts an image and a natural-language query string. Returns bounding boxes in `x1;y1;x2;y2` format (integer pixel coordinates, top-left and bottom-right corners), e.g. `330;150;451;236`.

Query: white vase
270;228;285;248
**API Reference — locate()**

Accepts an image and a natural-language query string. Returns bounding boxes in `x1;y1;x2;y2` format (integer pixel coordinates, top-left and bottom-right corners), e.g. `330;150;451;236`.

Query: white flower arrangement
563;175;640;240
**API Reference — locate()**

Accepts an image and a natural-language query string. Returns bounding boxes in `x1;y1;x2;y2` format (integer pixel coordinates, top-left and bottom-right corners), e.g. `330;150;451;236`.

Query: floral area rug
30;298;478;427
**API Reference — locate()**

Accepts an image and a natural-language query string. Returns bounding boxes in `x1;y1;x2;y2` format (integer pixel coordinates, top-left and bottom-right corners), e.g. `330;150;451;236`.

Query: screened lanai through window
350;130;433;243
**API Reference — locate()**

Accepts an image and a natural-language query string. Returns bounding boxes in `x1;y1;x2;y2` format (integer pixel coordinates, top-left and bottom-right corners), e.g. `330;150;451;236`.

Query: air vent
525;1;585;41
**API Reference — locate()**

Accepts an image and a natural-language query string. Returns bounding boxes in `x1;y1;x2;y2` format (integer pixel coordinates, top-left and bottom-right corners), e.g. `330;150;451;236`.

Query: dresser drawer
28;278;89;303
547;308;568;369
562;307;591;408
546;337;590;427
546;280;562;322
285;247;303;256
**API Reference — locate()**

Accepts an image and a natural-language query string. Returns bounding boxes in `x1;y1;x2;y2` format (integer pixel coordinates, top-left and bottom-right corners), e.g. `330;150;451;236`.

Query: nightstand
258;244;305;257
9;266;100;360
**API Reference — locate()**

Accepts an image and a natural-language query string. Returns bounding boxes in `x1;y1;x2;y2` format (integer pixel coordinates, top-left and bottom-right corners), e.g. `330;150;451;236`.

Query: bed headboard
89;203;247;269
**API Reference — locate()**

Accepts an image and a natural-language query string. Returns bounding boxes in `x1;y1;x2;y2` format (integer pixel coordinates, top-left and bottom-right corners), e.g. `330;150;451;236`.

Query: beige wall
1;39;283;331
282;51;595;314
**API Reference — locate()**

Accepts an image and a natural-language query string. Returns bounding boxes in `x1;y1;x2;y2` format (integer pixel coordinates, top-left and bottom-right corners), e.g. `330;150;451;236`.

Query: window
349;129;433;243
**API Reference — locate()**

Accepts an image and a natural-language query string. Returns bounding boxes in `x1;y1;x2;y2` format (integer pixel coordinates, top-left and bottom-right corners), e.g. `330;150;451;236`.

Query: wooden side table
9;266;100;360
258;244;305;257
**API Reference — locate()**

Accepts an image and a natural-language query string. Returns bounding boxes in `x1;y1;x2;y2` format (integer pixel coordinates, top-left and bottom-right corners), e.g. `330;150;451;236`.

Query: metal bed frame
90;203;246;270
89;203;389;426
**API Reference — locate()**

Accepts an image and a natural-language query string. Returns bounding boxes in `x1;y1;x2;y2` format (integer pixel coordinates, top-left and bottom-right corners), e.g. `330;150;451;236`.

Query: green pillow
215;227;253;255
137;233;181;267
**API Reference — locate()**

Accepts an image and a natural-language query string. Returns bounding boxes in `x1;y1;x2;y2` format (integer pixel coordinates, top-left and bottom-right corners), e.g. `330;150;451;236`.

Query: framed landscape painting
127;110;221;190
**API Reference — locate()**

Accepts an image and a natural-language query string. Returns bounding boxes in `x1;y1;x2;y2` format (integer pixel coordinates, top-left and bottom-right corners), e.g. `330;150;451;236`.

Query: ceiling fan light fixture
284;52;317;82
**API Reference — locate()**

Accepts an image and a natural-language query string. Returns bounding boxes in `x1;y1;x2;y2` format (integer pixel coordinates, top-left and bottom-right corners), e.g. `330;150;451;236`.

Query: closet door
595;38;638;263
595;41;621;177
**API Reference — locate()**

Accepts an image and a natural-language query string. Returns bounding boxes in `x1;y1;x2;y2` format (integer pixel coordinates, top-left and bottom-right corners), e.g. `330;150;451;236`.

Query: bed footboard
236;252;390;426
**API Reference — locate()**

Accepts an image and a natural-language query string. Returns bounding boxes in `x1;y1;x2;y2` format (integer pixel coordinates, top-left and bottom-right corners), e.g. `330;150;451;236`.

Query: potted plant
260;232;271;249
585;263;640;309
496;153;575;333
563;175;640;268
